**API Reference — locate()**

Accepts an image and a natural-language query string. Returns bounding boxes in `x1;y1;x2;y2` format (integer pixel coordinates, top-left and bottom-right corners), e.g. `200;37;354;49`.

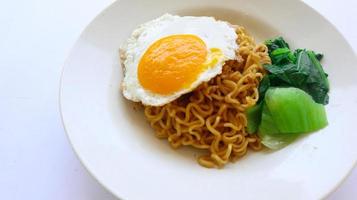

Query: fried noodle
144;26;271;168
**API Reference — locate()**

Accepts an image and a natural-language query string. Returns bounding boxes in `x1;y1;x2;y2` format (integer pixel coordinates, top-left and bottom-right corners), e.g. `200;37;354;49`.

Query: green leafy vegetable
258;88;328;149
304;51;330;104
258;75;270;102
246;37;330;149
265;37;290;54
315;53;323;61
262;37;329;105
295;49;324;61
264;63;308;87
246;102;263;134
270;48;295;65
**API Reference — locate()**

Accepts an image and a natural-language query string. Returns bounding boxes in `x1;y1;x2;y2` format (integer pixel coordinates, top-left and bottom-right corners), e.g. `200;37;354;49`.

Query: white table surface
0;0;356;199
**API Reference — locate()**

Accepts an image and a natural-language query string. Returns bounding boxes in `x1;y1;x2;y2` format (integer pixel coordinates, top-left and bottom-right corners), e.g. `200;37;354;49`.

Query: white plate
60;0;357;199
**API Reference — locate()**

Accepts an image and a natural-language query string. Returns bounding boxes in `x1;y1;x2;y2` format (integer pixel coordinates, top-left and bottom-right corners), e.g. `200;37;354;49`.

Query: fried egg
121;14;238;106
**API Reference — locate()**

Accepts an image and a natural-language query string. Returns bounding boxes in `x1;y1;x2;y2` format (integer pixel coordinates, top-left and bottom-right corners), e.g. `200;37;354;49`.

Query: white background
0;0;356;199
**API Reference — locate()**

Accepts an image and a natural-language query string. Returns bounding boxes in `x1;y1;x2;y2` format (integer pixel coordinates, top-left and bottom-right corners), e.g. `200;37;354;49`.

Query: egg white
121;14;239;106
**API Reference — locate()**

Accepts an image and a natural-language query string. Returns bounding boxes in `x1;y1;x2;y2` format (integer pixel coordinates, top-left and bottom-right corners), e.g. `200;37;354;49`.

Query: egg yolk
138;34;216;95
